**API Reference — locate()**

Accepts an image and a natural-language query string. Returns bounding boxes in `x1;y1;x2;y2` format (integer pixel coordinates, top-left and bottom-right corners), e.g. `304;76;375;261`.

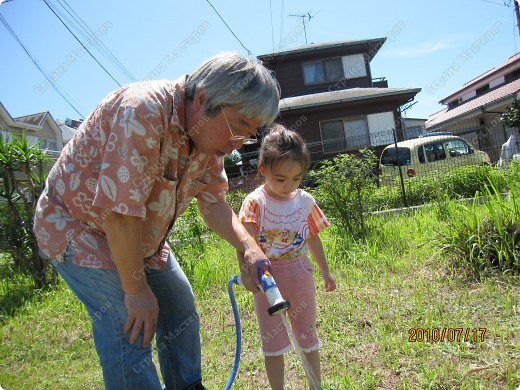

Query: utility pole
515;0;520;36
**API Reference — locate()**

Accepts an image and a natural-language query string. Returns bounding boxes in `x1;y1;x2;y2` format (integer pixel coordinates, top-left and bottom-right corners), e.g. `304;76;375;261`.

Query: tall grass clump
432;178;519;278
225;189;247;215
169;200;210;248
168;200;211;279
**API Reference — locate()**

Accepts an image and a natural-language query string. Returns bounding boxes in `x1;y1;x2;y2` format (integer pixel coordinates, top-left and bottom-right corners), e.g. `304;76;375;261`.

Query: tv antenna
289;11;315;44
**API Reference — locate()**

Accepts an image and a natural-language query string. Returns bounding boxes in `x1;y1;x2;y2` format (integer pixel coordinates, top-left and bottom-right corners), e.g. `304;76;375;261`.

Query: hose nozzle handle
257;259;290;316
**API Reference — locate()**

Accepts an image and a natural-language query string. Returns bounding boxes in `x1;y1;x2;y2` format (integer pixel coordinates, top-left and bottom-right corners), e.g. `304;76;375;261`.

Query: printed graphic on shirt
259;211;309;259
239;187;329;261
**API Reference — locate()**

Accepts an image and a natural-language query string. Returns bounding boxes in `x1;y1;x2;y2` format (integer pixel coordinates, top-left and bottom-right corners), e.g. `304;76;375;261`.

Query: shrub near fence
309;150;378;240
367;164;516;212
226;118;518;195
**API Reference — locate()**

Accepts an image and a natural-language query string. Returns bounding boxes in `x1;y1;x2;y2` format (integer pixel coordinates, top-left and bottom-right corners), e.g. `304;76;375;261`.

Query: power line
55;0;135;82
480;0;510;5
269;0;274;52
205;0;251;55
0;13;85;118
279;0;284;45
42;0;123;87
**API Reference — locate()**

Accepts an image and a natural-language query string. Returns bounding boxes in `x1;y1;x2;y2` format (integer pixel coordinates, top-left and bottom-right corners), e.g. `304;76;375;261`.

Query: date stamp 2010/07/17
408;327;487;343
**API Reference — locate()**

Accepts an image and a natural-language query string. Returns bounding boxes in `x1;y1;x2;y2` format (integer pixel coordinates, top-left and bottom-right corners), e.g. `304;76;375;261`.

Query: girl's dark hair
258;124;310;173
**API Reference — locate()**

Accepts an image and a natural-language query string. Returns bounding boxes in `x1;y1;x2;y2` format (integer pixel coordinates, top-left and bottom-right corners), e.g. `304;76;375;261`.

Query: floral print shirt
34;76;228;271
239;187;329;261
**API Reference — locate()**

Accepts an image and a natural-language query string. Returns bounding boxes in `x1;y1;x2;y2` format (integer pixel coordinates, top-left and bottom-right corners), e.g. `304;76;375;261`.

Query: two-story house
0;102;80;185
0;101;64;153
246;38;421;170
425;52;520;162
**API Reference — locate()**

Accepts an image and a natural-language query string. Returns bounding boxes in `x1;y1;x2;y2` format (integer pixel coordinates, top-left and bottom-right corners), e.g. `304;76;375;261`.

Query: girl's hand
321;270;336;292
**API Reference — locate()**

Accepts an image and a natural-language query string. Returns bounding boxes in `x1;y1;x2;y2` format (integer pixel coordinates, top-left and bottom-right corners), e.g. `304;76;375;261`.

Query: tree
0;132;55;288
500;98;520;128
224;149;242;177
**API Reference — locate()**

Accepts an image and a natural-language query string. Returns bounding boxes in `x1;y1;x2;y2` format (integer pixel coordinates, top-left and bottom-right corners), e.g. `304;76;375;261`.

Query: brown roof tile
426;78;520;127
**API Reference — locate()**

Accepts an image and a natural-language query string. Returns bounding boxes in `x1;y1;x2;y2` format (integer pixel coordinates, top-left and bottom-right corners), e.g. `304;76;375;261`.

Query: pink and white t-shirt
34;76;228;271
239;187;329;261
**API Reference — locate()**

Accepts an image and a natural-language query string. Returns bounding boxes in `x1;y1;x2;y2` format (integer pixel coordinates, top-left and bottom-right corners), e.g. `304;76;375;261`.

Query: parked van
378;135;490;186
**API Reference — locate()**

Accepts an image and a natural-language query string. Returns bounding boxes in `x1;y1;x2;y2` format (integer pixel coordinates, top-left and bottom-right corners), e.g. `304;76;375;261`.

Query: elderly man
34;52;280;389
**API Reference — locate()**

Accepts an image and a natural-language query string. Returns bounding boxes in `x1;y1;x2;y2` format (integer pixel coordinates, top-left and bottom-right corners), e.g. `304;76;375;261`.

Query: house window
46;139;58;150
27;135;41;148
345;118;370;148
1;130;12;142
303;58;343;84
342;54;367;79
476;84;489;95
320;117;370;152
321;120;346;151
404;125;423;140
26;135;59;151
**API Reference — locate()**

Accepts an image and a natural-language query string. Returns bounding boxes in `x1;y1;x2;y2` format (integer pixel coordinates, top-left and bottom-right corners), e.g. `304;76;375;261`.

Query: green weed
1;162;519;389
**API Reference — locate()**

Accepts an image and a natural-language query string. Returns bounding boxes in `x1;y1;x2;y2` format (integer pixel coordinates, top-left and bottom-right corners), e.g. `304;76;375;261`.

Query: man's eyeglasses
220;107;258;145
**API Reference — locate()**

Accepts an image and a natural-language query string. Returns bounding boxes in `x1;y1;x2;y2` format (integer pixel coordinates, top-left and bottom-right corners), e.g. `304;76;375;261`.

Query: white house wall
367;111;395;147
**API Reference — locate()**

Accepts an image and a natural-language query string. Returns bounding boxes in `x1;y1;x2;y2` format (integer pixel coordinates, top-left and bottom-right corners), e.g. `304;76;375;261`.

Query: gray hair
185;52;280;125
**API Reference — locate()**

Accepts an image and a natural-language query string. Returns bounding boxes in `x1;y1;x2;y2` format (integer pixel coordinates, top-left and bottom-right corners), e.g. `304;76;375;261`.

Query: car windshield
381;147;411;166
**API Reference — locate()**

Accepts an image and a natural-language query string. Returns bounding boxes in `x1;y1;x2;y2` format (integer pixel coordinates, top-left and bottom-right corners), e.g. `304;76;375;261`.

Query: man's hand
123;285;159;347
238;247;266;293
103;211;158;347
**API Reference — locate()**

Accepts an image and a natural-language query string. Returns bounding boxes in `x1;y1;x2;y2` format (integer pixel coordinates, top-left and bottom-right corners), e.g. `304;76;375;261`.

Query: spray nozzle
232;260;290;316
257;259;290;316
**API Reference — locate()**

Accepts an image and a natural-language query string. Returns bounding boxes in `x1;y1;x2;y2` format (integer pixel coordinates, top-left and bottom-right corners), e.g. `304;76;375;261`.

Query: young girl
238;124;336;389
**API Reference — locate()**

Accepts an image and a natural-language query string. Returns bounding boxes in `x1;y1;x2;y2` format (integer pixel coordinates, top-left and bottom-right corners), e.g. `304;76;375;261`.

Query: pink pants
253;255;320;356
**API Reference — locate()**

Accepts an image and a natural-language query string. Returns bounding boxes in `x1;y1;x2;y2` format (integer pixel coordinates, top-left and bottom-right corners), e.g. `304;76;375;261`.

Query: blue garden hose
225;275;242;390
225;262;289;389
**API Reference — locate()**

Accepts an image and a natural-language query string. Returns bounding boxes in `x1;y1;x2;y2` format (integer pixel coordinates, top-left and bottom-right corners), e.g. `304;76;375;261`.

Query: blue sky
1;0;519;122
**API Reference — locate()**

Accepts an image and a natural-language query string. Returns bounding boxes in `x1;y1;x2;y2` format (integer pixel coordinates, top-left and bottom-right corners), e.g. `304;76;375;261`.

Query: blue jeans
52;247;202;390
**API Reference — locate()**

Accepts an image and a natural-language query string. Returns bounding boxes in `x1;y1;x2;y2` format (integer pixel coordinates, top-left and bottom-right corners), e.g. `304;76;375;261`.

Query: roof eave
427;93;518;128
280;88;421;111
259;38;387;61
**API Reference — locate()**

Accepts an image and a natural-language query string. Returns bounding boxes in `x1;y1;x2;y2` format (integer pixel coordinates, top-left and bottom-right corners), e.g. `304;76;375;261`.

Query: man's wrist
123;283;149;295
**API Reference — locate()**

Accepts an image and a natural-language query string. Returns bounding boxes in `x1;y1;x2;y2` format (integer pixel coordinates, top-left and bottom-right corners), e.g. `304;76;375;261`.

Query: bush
224;150;242;178
0;133;54;289
368;164;510;211
169;200;210;250
309;150;378;239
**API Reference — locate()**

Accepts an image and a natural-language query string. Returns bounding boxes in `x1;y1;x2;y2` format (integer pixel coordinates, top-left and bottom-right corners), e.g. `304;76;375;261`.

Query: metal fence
227;121;520;194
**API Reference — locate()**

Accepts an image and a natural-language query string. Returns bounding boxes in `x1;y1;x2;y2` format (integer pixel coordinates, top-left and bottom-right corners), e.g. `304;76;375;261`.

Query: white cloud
382;39;455;57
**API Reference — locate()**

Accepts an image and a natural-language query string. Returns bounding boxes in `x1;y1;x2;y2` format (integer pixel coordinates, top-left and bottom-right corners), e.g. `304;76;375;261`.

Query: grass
1;207;519;389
